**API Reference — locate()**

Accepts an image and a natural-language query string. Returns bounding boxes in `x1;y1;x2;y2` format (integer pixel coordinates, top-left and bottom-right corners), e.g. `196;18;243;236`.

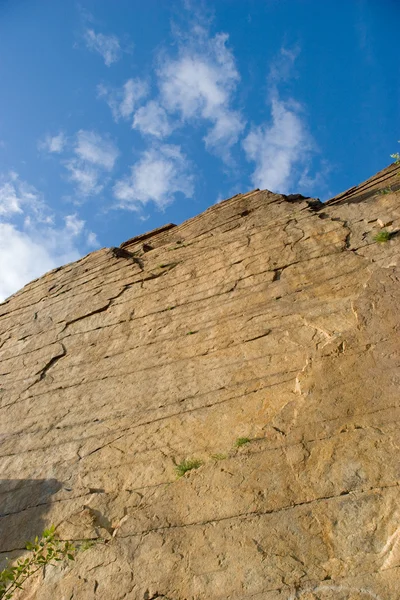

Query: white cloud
132;100;173;138
241;45;319;194
0;172;46;219
268;46;300;85
158;28;244;159
243;95;313;193
0;221;83;303
97;27;243;155
84;28;122;66
64;130;119;197
64;213;85;237
203;109;243;152
74;130;119;170
64;160;103;196
0;223;62;301
37;129;119;197
0;177;23;217
86;231;99;247
114;144;193;210
38;132;67;153
98;78;148;122
0;174;96;302
120;79;148;119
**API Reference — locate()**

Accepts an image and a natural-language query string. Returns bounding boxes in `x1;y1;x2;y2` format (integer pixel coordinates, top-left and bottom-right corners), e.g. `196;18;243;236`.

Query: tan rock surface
0;164;399;599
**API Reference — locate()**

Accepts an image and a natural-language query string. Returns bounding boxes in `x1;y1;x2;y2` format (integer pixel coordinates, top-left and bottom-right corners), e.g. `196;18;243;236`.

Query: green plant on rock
373;230;392;243
0;526;77;599
175;458;203;477
390;150;400;164
235;437;251;448
377;186;392;195
211;453;227;461
391;142;400;176
391;152;400;163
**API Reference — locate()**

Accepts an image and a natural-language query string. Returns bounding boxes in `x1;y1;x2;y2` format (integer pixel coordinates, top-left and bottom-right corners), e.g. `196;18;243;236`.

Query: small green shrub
377;186;392;195
391;142;400;175
373;230;392;243
0;526;77;599
235;437;251;448
390;151;400;164
211;453;227;461
175;458;203;477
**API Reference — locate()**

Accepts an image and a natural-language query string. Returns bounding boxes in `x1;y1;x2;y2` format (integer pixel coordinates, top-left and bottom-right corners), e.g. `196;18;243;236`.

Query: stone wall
0;164;399;599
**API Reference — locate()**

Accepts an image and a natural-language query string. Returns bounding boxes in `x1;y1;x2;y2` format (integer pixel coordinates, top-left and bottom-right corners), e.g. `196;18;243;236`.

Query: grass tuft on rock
175;458;203;477
235;437;251;448
211;453;227;461
373;230;392;243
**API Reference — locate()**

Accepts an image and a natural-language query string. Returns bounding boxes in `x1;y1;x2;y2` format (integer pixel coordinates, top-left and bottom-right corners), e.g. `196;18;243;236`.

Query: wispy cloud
74;130;119;170
38;132;67;153
37;128;119;197
97;23;243;160
132;101;173;138
0;222;64;302
0;174;24;217
65;130;119;196
99;79;174;138
157;27;244;160
98;78;148;122
243;95;313;193
114;144;193;210
268;45;300;85
64;161;103;197
0;172;47;219
84;28;122;66
0;173;97;302
243;46;319;194
64;213;85;236
86;230;99;247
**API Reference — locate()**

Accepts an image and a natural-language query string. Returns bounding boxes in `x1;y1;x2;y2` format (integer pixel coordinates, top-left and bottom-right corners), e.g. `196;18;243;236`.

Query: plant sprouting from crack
0;526;89;599
377;186;392;195
373;230;392;243
235;437;251;448
211;453;227;461
175;458;203;477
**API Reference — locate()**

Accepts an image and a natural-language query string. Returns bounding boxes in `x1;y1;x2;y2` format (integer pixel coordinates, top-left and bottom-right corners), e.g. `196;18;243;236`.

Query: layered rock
0;164;399;599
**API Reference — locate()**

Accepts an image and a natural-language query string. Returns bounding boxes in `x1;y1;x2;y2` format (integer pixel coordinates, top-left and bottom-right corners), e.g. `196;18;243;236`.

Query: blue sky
0;0;399;301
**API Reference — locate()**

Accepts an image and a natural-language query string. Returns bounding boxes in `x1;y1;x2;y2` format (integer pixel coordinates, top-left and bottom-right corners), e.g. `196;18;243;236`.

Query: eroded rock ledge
0;164;399;599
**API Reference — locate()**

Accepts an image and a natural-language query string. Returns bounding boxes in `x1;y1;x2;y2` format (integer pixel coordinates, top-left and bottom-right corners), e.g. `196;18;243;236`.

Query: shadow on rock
0;478;62;568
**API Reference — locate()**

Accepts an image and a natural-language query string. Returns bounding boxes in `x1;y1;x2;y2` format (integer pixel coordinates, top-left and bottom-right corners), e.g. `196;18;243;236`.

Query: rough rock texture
1;164;400;600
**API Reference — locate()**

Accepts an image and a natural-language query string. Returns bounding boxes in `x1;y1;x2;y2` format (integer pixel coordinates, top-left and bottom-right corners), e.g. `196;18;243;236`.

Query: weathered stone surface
0;164;399;599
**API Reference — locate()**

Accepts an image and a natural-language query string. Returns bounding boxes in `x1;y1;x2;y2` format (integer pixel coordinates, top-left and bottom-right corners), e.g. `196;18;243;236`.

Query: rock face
0;164;399;600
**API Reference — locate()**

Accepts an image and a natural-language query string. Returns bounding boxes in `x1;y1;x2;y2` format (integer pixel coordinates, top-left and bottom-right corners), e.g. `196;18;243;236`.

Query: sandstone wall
0;165;399;599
